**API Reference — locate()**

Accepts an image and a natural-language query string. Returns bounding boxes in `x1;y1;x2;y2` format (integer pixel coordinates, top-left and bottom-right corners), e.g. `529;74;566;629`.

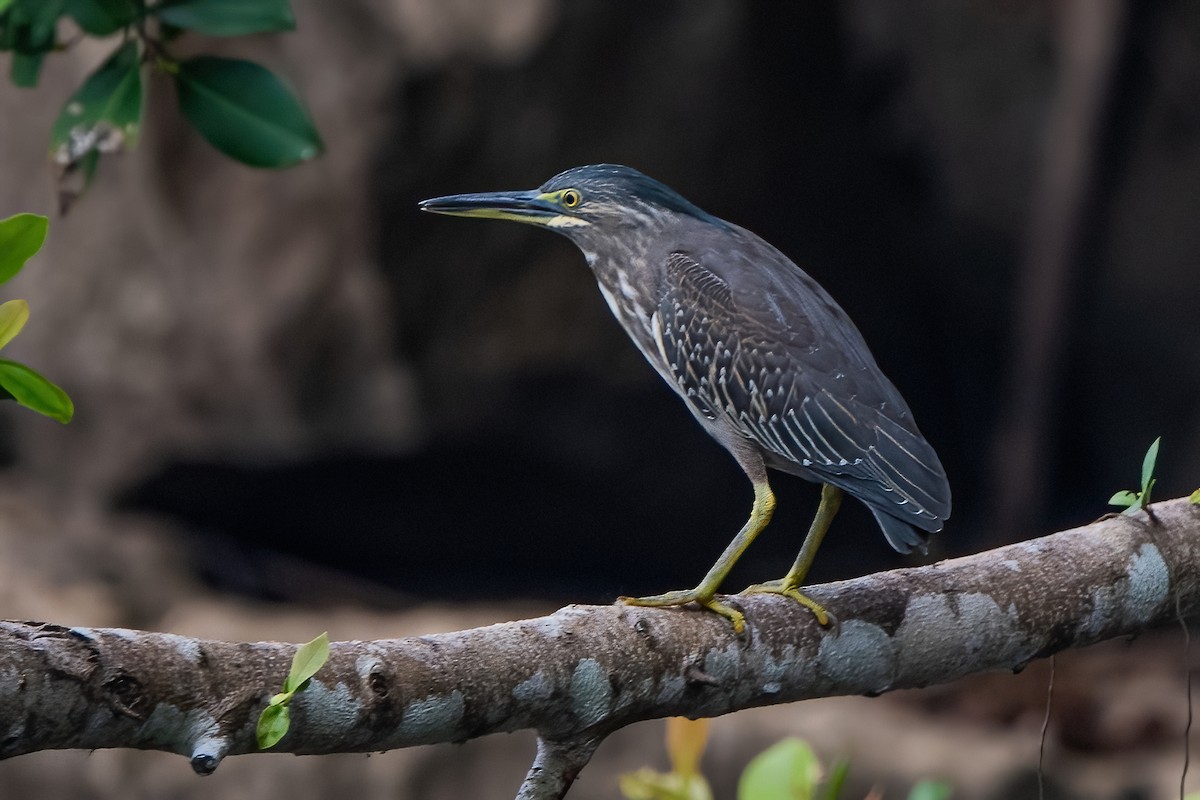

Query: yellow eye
561;189;581;208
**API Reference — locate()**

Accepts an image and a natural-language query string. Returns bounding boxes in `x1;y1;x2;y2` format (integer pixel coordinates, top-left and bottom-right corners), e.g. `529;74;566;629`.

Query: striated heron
420;164;950;631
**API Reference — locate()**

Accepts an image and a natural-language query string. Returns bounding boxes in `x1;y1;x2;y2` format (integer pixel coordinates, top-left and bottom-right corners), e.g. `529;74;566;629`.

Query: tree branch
3;498;1198;799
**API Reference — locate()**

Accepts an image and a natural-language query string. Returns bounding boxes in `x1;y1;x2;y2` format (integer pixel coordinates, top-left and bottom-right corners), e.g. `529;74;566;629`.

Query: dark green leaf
0;359;73;423
6;0;59;86
0;212;48;284
157;0;294;36
51;40;143;154
738;739;820;800
174;56;322;168
64;0;138;36
256;703;290;749
10;51;42;86
0;299;30;351
1108;490;1138;508
50;40;142;208
285;631;328;693
1140;437;1160;491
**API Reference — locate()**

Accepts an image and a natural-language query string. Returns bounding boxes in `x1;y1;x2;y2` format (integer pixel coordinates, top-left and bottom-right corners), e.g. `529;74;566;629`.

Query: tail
871;507;936;555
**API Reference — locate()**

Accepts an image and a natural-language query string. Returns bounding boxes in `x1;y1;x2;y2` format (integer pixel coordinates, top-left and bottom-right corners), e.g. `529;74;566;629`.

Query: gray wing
655;250;950;552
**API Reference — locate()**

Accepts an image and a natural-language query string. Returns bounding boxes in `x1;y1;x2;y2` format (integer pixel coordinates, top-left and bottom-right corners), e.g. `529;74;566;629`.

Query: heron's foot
619;589;747;633
741;579;830;626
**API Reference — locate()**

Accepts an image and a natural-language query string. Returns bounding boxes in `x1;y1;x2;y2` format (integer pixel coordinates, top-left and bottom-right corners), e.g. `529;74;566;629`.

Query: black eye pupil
565;191;579;206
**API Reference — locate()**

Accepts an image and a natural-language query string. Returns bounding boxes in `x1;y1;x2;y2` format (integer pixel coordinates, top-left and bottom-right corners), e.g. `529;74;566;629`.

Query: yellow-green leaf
0;213;49;284
256;703;290;749
284;631;329;693
1140;437;1161;491
1189;489;1200;505
1108;490;1138;508
0;358;73;423
619;768;712;800
0;299;30;351
738;739;821;800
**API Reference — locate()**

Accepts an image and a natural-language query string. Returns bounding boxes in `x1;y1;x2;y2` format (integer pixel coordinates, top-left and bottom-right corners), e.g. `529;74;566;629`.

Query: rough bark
2;498;1198;799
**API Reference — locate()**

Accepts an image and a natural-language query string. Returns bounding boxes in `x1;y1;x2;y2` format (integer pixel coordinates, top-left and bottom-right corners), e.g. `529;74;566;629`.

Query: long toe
619;590;746;633
741;582;830;626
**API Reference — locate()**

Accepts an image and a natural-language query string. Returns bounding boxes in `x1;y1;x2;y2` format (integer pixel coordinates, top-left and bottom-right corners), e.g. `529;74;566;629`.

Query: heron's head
419;164;719;250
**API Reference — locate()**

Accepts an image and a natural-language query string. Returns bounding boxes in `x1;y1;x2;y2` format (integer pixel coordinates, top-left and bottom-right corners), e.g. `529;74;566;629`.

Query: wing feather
654;249;950;548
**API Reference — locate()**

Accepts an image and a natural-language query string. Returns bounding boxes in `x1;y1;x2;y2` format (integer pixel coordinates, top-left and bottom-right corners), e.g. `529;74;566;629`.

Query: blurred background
1;1;1199;797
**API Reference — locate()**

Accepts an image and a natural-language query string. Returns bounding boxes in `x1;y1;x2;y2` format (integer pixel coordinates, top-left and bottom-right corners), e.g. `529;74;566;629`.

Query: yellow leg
742;483;843;626
620;481;775;633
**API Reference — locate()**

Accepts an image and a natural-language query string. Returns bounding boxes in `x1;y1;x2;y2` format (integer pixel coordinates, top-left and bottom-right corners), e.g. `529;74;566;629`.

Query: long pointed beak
418;190;560;225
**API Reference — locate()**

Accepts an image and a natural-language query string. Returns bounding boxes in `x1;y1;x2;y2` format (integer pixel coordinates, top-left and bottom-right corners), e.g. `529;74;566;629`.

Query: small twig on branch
1;498;1198;799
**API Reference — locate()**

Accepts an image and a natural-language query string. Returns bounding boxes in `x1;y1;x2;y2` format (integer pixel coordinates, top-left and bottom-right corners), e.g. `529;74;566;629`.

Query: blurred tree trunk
990;0;1127;543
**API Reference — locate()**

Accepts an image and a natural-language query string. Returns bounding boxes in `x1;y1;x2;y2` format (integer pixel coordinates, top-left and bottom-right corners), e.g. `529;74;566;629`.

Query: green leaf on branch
157;0;294;36
10;52;43;87
1107;436;1161;516
1107;490;1139;507
256;703;290;750
0;358;73;423
256;631;328;750
174;56;322;168
0;213;48;284
0;299;30;350
1190;489;1200;505
50;40;143;210
285;630;329;693
64;0;139;36
5;0;62;87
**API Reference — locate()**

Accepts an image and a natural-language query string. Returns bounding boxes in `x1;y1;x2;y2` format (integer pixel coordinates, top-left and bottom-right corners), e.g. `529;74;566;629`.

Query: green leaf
64;0;138;35
619;769;711;800
820;759;849;800
49;40;142;209
1140;437;1161;492
10;51;43;86
0;0;15;15
907;780;953;800
157;0;294;36
0;299;30;351
50;40;143;156
7;0;62;78
269;691;291;705
738;739;821;800
1108;490;1138;508
1189;489;1200;505
256;702;290;749
284;631;329;693
0;358;73;423
174;56;323;168
0;213;48;284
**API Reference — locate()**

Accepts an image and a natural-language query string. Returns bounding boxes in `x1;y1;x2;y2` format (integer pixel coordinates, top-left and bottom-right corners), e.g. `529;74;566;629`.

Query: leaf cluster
0;214;73;423
1108;437;1160;516
1;0;322;209
256;631;329;750
621;718;950;800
